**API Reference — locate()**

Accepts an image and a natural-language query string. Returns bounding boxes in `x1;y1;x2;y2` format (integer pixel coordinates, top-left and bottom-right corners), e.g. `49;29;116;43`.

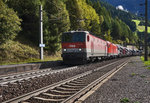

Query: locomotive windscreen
62;32;85;43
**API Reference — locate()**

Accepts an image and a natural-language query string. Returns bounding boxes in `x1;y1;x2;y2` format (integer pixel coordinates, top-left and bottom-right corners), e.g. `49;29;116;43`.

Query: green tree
86;0;93;6
0;0;21;44
44;0;70;53
100;7;112;33
111;18;122;40
66;0;100;31
92;1;111;36
6;0;41;45
66;0;84;30
104;30;112;42
90;20;101;36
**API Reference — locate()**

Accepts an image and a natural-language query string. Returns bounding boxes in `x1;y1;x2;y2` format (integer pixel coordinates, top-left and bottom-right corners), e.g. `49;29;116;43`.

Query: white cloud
116;5;128;12
116;5;124;10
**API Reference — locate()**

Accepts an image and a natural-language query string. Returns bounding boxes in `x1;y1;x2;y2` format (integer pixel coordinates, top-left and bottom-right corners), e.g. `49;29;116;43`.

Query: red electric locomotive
106;41;118;58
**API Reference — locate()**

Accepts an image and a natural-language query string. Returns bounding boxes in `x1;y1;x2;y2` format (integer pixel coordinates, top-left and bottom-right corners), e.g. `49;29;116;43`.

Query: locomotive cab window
107;44;110;48
62;32;85;43
87;35;90;42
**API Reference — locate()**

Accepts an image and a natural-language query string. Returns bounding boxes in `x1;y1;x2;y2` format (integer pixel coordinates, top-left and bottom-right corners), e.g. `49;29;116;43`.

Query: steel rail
0;66;78;85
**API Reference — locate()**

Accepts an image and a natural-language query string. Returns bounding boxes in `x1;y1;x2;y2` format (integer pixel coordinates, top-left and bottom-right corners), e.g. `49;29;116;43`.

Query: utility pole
39;5;45;60
144;0;148;61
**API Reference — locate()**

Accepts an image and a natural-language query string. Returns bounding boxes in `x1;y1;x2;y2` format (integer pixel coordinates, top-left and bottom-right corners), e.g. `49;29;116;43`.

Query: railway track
2;57;130;103
0;66;78;86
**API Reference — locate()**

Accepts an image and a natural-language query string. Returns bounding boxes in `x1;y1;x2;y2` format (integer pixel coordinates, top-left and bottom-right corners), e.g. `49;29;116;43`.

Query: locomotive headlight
63;49;67;51
79;48;82;51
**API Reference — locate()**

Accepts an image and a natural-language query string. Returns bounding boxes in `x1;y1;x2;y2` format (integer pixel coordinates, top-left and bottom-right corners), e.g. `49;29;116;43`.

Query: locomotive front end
61;31;87;64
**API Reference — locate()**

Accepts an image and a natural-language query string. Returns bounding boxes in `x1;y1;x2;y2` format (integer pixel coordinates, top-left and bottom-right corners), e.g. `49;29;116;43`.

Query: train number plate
67;49;78;52
69;45;76;47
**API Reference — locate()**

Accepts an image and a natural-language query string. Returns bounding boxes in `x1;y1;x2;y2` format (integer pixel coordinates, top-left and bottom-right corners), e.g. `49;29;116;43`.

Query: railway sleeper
37;93;68;99
73;78;87;81
55;86;80;91
42;93;70;98
47;89;75;95
61;84;84;89
70;80;85;84
33;97;64;102
51;89;76;94
67;82;86;86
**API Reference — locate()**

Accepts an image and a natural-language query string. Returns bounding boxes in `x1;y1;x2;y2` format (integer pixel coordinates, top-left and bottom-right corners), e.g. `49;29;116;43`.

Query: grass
145;62;150;67
137;26;150;33
0;58;39;65
0;55;62;66
43;53;62;62
140;56;150;69
131;73;136;76
132;20;140;26
141;56;144;61
132;20;150;33
120;98;129;103
120;98;140;103
0;53;62;65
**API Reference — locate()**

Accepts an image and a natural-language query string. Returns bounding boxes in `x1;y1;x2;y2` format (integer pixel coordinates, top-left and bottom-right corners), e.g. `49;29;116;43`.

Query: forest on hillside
0;0;140;63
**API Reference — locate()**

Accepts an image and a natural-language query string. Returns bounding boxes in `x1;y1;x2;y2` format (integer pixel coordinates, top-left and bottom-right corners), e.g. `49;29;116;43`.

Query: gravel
84;56;150;103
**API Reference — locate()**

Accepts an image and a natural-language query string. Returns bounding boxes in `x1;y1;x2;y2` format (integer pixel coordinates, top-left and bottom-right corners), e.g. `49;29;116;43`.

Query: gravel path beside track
84;56;150;103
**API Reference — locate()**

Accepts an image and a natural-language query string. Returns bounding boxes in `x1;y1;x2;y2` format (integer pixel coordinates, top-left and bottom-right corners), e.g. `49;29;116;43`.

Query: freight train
61;31;140;64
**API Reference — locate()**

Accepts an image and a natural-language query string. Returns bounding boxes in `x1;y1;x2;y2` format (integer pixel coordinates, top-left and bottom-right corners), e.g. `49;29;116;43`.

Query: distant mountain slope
101;0;150;19
88;0;140;32
99;1;137;31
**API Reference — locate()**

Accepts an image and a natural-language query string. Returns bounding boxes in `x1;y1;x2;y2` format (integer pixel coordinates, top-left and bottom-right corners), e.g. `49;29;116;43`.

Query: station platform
0;63;40;76
0;61;62;76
